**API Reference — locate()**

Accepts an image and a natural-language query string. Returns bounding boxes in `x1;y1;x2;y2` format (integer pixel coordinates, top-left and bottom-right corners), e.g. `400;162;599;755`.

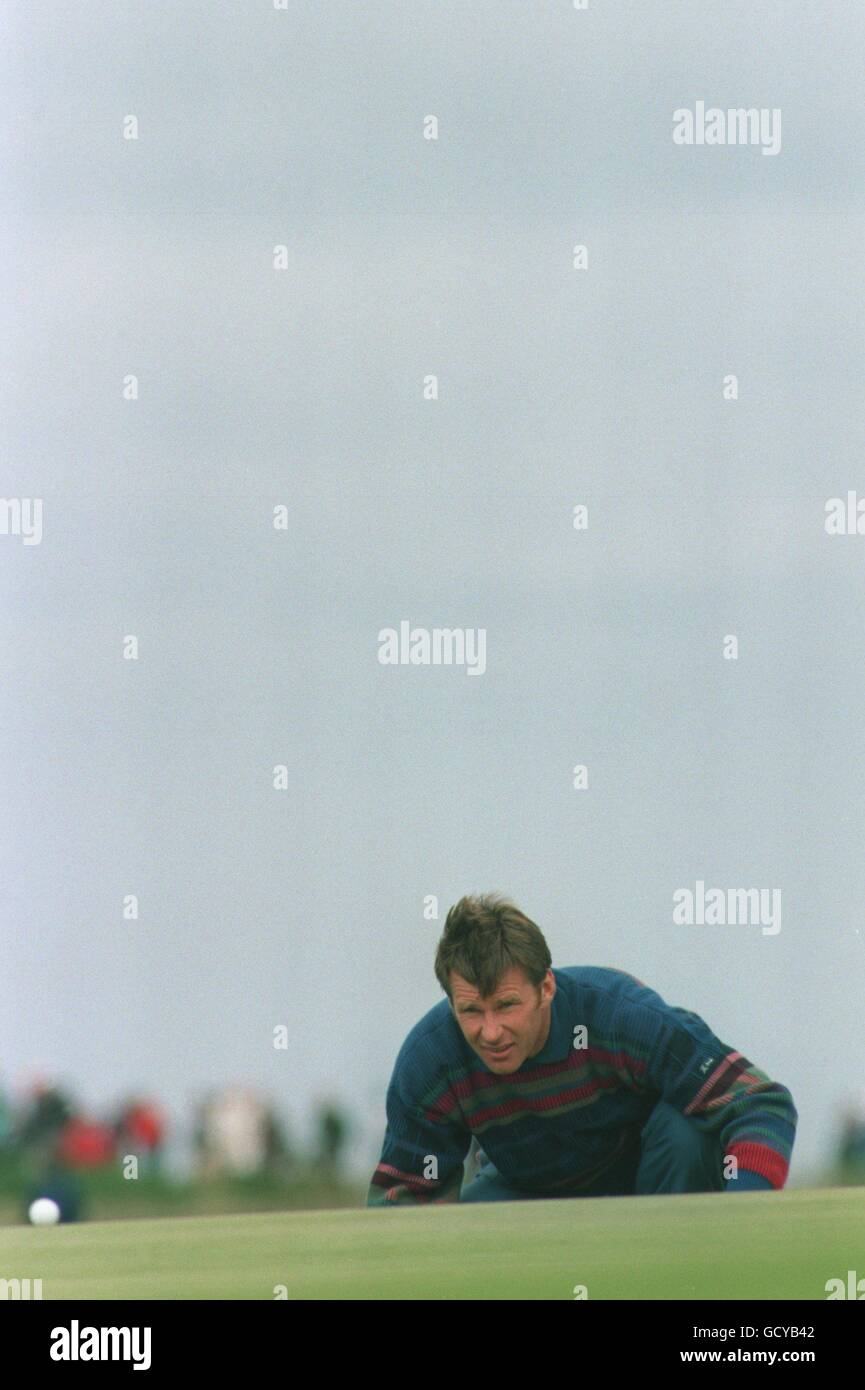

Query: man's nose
479;1017;503;1042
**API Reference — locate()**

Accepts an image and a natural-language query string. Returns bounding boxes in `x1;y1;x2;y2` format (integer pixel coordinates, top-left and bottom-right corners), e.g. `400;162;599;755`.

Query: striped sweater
367;965;797;1204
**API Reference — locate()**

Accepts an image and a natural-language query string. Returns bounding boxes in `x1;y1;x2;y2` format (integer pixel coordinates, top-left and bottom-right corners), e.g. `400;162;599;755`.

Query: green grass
1;1186;862;1299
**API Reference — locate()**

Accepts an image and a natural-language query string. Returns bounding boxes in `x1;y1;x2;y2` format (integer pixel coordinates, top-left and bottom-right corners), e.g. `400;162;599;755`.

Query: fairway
1;1187;861;1300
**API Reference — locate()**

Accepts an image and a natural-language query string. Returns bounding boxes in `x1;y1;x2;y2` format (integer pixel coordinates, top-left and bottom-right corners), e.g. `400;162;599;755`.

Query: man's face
449;966;555;1074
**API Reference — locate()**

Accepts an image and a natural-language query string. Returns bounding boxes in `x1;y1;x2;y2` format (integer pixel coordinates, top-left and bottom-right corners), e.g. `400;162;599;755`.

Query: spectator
314;1096;349;1179
114;1097;166;1175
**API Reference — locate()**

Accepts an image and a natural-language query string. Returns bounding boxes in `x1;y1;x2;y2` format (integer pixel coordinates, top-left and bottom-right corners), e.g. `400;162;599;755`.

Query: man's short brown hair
434;893;552;1000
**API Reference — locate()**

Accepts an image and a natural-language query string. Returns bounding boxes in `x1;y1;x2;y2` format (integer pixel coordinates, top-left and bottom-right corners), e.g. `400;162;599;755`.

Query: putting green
0;1186;860;1300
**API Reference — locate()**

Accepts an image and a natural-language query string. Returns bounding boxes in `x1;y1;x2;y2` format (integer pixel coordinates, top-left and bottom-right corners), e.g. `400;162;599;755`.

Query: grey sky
2;2;864;1180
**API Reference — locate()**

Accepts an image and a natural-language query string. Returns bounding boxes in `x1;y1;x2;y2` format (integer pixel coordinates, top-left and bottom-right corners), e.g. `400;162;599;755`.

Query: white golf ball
28;1197;61;1226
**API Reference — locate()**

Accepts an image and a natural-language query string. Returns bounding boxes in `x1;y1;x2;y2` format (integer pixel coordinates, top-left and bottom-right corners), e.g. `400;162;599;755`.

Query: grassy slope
0;1187;861;1300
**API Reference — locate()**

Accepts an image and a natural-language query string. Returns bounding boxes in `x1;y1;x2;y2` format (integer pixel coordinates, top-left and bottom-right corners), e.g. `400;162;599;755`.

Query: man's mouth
485;1043;514;1057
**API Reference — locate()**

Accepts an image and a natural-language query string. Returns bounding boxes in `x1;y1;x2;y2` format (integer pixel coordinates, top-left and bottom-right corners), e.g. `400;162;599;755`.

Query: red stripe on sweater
463;1074;621;1128
726;1141;789;1189
371;1163;438;1190
428;1046;648;1119
684;1051;744;1114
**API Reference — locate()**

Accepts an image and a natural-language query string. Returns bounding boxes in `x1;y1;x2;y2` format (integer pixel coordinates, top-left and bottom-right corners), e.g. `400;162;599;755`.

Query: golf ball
28;1197;61;1226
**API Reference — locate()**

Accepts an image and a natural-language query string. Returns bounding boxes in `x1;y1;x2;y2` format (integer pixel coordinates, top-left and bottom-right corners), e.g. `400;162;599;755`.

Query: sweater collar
521;969;571;1067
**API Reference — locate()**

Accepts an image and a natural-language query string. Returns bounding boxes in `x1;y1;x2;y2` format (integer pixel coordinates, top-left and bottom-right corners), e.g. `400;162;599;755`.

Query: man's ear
536;977;550;1006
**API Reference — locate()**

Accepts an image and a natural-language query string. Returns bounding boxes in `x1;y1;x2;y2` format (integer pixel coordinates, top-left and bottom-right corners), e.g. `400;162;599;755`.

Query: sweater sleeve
609;980;797;1191
366;1045;471;1207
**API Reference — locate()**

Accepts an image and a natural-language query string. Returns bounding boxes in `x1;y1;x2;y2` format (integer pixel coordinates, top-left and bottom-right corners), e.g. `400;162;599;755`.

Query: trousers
459;1101;725;1202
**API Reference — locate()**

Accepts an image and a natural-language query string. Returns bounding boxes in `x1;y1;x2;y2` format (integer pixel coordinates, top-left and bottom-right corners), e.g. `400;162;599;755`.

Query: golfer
367;894;797;1204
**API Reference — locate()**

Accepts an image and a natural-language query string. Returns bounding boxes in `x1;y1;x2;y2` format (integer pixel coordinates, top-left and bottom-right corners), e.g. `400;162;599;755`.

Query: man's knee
460;1160;526;1203
636;1102;723;1194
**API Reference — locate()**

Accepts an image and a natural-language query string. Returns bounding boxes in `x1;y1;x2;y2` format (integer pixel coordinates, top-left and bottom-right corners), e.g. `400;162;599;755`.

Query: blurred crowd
0;1077;352;1220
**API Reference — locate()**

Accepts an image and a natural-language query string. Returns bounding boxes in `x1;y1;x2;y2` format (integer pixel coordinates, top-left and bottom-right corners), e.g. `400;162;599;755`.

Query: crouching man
367;894;797;1205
